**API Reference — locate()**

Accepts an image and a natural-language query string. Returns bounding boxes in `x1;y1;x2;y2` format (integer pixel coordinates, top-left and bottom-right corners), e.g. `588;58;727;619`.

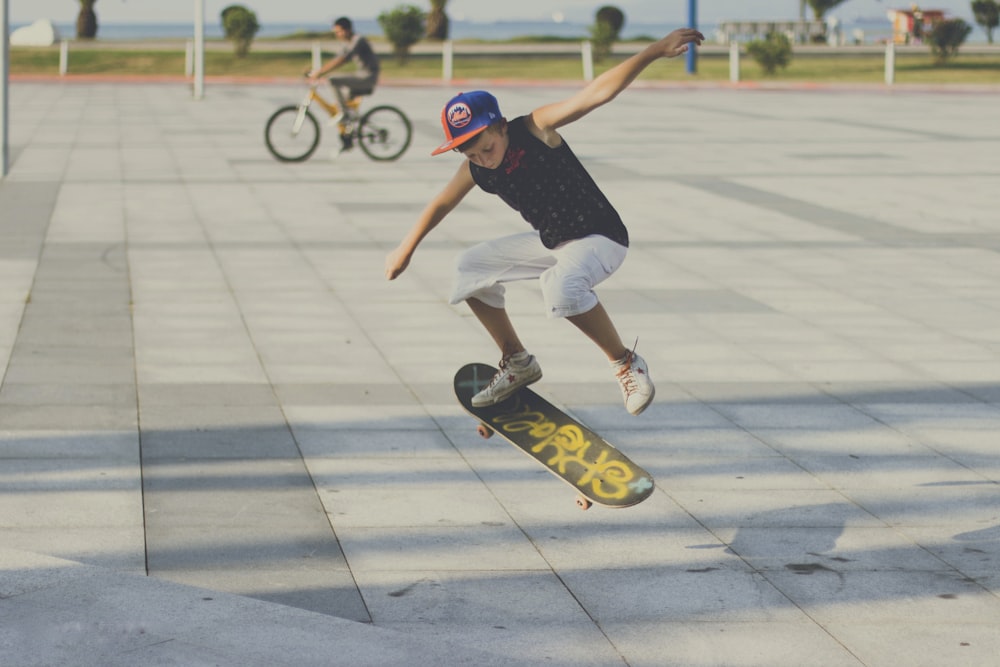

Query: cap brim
430;125;489;156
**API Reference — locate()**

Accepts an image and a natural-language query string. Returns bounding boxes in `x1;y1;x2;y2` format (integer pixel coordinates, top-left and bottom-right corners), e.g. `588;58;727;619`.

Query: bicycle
264;82;413;163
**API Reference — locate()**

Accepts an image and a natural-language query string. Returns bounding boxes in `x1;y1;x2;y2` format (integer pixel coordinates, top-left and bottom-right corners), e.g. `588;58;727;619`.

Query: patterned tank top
469;116;628;250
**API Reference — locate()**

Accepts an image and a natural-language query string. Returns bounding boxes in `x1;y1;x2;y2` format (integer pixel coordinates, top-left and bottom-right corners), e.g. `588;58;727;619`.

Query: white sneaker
472;352;542;407
613;350;655;415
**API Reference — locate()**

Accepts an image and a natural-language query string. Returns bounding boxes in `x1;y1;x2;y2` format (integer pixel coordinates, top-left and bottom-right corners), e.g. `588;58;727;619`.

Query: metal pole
686;0;698;74
312;41;322;71
442;40;453;84
729;40;740;83
581;41;594;82
884;41;895;86
1;0;9;177
193;0;205;99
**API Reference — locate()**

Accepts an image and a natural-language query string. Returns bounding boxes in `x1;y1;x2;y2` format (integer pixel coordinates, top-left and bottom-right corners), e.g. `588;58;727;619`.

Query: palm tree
806;0;848;22
426;0;449;41
77;0;98;39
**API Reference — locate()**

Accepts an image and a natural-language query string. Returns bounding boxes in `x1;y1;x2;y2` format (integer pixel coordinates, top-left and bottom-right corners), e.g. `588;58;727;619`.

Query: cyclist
385;28;705;416
307;17;380;151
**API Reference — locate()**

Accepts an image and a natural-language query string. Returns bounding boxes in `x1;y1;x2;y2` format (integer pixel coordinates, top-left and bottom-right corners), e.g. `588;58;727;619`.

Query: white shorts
449;232;627;318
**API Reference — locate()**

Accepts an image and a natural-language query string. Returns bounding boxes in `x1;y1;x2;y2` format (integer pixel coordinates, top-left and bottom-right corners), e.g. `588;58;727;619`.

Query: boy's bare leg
567;303;628;362
465;298;543;406
466;298;526;358
570;302;655;415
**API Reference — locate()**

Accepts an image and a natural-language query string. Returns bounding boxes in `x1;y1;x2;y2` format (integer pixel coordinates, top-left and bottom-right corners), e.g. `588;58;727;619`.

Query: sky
7;0;978;25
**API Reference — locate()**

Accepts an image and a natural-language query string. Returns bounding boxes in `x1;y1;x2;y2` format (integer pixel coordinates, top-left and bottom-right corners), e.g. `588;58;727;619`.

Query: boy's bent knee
540;272;597;318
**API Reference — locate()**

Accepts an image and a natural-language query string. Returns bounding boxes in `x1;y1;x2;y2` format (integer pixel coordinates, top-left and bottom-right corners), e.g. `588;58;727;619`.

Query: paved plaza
1;78;999;665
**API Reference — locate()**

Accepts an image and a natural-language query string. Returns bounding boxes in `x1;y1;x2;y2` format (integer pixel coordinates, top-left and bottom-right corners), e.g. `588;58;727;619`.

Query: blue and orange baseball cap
431;91;502;156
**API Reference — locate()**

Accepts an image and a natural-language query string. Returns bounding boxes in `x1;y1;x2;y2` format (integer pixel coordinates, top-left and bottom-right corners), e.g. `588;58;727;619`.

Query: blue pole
686;0;697;74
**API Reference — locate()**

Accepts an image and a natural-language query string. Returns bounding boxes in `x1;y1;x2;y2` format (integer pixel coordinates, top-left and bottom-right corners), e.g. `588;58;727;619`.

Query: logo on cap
447;102;473;129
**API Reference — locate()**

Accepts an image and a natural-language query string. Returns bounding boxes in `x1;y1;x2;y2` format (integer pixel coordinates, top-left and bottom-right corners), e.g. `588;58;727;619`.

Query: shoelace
615;340;641;398
486;357;514;391
616;355;638;398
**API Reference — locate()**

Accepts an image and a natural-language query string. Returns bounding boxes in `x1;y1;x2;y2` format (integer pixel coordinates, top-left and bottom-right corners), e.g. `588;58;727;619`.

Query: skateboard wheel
476;423;494;439
575;496;592;511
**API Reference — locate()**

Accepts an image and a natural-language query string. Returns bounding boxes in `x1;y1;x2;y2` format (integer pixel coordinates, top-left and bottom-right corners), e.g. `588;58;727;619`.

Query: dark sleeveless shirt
468;116;628;250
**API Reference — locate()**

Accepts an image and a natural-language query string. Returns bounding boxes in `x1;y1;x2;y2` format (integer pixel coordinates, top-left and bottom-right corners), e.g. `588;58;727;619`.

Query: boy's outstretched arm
530;28;704;140
385;162;476;280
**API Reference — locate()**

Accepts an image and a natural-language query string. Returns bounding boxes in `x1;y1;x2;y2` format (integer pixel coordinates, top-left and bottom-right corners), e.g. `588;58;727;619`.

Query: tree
426;0;450;41
926;18;973;63
76;0;98;40
746;32;792;75
806;0;849;21
590;5;626;61
971;0;999;43
220;5;260;58
378;5;426;65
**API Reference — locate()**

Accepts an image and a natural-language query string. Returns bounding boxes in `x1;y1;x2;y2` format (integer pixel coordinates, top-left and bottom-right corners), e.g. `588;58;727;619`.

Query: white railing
24;39;998;87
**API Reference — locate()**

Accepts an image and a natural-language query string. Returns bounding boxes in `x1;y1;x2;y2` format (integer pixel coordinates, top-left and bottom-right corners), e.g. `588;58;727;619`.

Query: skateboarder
385;28;705;416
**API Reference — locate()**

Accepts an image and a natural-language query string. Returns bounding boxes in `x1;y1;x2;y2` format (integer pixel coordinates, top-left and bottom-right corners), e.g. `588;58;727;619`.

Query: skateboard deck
454;363;655;510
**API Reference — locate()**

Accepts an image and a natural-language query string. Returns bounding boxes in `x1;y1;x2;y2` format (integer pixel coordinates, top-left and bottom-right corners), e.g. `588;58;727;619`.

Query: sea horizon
12;16;991;45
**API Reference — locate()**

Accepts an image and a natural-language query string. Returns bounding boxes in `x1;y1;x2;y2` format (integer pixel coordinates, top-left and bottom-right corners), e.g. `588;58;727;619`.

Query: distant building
887;6;947;44
10;19;61;47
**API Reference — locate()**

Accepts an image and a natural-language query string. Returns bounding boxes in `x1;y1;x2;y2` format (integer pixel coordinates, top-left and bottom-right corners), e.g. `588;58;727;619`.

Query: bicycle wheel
356;105;412;162
265;105;321;162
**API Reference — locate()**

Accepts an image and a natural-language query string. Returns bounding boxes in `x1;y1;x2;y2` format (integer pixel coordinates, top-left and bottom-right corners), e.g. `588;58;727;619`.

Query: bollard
59;40;68;75
581;41;594;82
884;41;895;85
729;41;740;83
443;40;453;84
311;41;322;72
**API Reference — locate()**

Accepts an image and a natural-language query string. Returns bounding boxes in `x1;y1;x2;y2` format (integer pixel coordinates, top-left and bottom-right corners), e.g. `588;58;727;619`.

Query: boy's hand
656;28;705;58
385;246;411;280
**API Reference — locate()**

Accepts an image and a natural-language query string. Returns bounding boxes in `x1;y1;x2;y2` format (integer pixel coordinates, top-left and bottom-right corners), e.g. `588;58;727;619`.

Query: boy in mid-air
385;28;705;415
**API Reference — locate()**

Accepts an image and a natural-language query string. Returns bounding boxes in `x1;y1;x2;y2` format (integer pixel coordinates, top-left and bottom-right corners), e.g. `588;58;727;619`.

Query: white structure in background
11;19;60;46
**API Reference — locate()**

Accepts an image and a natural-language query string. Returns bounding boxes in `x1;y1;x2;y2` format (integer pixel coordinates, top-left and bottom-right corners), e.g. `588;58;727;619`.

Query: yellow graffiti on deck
492;404;636;500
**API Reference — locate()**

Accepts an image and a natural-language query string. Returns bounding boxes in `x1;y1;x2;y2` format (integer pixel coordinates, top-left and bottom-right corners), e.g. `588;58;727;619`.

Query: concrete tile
336;524;549;571
0;429;137;458
283;404;441;430
712;403;880;430
309;457;511;528
822;621;1000;667
378;622;626;667
0;405;138;430
763;569;1000;624
0;382;136;406
355;569;591;626
601;620;861;667
668;491;885;531
564;566;803;623
294;428;458;458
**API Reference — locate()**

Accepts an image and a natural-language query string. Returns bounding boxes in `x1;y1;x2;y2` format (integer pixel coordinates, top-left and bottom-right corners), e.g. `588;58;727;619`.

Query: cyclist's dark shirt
342;34;380;78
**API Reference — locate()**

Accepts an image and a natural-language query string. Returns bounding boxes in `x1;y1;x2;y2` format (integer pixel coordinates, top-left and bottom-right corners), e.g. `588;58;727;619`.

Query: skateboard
454;363;655;510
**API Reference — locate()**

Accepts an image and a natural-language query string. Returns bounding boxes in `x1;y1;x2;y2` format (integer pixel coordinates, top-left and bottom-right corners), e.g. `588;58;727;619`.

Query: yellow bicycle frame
303;85;362;134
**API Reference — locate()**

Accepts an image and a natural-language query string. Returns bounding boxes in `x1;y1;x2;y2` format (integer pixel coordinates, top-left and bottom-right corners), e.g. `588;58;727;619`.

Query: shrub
378;5;426;65
746;32;792;75
590;5;626;61
971;0;999;44
926;18;973;63
221;5;260;58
